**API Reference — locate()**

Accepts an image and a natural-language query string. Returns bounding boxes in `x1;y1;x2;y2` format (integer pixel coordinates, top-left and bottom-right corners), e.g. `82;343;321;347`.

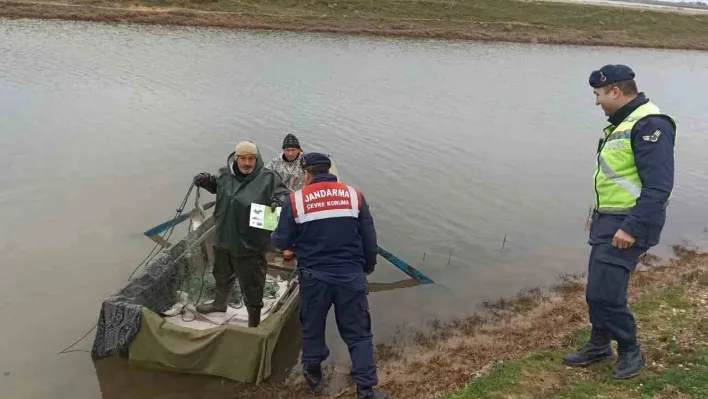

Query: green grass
6;0;708;49
445;285;708;399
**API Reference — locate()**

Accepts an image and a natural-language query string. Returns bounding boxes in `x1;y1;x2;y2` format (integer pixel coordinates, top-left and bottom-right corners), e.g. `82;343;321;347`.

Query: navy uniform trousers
587;220;648;351
298;269;377;388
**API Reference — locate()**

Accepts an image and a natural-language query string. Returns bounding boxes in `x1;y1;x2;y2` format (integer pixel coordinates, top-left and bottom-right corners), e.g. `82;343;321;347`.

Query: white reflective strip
347;185;360;216
294;190;306;221
296;208;359;223
598;156;642;198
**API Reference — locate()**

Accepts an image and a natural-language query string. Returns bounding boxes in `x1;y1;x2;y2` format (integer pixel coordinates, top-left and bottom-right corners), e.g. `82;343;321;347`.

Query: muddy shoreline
2;0;708;51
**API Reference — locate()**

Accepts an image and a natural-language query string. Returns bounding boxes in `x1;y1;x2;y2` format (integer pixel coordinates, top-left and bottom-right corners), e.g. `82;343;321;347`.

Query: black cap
300;153;331;169
589;64;635;88
282;134;301;150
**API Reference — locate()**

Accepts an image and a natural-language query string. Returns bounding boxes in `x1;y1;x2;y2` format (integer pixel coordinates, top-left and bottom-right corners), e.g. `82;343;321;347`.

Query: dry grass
2;0;708;50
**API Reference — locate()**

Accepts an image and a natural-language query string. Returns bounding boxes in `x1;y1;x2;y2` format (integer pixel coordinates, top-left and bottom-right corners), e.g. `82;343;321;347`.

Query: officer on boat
563;65;676;379
270;153;388;399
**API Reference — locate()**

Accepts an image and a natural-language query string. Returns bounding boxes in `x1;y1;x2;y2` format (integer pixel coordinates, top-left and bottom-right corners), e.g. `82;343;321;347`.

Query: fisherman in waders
193;141;290;327
563;65;676;379
265;133;305;261
270;153;388;399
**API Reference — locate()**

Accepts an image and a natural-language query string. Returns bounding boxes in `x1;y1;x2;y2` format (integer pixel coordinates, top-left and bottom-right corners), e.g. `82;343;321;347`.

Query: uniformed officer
563;65;676;379
270;153;388;399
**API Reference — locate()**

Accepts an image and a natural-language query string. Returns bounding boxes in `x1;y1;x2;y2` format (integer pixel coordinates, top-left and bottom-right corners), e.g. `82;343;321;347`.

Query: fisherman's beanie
235;141;258;157
282;134;301;150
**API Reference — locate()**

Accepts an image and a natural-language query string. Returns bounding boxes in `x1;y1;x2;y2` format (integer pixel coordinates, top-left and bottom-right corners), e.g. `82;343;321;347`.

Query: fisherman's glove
270;201;280;212
194;172;211;188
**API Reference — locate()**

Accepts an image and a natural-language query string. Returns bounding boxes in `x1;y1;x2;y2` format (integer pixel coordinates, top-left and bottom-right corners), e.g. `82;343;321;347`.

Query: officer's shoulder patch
642;130;661;143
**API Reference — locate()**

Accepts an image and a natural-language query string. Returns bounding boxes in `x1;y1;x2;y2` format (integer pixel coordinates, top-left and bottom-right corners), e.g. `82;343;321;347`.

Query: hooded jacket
201;148;290;256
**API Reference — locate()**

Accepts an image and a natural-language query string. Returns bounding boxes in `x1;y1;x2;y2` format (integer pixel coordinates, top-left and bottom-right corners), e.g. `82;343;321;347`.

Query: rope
58;181;196;355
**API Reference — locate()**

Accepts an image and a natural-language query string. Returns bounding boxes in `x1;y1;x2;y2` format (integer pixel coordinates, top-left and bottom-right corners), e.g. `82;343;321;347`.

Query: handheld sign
249;204;282;231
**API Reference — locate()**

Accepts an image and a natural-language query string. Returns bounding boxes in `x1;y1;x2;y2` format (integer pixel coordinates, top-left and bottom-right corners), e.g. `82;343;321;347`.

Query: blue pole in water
377;246;435;284
143;201;216;237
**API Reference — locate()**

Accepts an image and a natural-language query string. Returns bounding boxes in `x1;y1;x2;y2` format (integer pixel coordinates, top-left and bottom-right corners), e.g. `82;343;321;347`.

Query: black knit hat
282;134;301;150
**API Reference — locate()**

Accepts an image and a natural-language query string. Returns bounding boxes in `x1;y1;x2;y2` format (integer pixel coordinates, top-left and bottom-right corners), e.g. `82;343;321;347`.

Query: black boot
303;364;323;395
247;307;261;328
357;385;389;399
563;327;614;367
195;285;229;314
613;344;644;379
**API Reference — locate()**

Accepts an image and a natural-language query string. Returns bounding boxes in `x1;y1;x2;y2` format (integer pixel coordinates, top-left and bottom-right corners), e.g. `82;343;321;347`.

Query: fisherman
270;153;388;399
193;141;290;327
266;133;306;192
265;133;306;261
563;65;676;379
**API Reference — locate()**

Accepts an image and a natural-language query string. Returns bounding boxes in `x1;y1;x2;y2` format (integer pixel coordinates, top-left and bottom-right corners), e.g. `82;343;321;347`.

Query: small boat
90;207;301;383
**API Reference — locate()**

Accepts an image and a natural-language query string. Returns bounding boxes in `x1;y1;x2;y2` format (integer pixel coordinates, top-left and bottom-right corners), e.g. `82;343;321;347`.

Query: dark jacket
270;174;378;289
201;149;290;256
590;93;676;251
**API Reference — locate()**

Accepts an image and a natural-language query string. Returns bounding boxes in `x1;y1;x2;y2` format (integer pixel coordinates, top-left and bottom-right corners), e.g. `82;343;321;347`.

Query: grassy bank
446;263;708;399
2;0;708;50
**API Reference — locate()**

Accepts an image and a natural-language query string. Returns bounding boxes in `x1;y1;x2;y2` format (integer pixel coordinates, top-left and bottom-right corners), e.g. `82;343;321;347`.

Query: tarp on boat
91;215;300;383
128;301;294;383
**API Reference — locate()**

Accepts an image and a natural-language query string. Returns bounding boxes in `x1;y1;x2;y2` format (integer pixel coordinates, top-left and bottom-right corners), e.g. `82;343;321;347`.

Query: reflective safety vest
290;181;362;224
594;101;676;214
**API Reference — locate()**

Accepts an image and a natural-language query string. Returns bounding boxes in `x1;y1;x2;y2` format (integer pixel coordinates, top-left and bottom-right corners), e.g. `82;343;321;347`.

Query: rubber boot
196;285;229;314
247;307;261;328
563;327;614;367
357;385;389;399
303;364;323;395
613;344;644;379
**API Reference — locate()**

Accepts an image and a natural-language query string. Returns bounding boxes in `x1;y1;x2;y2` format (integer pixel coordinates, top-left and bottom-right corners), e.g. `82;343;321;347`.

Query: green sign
249;203;282;231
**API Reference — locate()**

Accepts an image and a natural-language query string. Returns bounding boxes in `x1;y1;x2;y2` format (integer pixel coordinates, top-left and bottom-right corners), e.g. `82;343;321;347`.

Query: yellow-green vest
594;101;676;214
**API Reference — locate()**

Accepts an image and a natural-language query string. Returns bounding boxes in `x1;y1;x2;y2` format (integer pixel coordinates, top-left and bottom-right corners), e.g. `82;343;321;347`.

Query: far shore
2;0;708;50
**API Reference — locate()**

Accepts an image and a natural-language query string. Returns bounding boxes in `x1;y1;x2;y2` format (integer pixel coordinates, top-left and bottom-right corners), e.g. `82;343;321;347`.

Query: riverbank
2;0;708;50
224;245;708;398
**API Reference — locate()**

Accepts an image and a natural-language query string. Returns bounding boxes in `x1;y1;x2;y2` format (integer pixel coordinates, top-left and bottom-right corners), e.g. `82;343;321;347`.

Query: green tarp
128;293;298;384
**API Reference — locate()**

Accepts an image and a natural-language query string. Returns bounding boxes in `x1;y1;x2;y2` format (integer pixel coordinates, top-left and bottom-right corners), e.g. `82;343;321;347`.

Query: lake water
1;18;707;399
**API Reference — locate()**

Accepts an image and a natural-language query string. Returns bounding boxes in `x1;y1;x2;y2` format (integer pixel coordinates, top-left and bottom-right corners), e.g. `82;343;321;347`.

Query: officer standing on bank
563;65;676;379
270;153;388;399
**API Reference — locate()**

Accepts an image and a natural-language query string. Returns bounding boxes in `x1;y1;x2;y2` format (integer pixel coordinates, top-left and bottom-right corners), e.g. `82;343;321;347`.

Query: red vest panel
290;182;361;224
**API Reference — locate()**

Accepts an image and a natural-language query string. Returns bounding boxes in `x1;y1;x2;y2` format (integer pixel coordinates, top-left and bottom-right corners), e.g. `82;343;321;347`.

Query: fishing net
90;185;299;384
91;214;292;358
178;236;283;310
